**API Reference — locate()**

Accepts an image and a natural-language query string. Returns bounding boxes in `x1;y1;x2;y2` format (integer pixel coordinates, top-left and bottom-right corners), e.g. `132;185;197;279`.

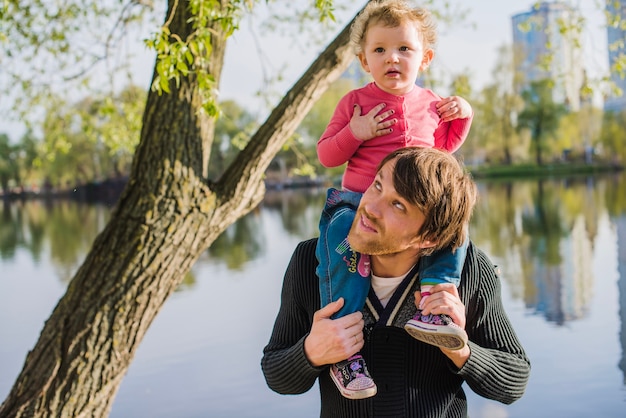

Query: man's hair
350;0;437;55
379;147;477;256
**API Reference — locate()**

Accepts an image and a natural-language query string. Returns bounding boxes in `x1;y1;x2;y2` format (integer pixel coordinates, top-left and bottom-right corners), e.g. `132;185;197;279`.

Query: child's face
358;21;434;95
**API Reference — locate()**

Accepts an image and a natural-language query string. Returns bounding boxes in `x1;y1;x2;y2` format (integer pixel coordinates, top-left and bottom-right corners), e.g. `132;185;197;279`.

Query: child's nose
386;52;399;63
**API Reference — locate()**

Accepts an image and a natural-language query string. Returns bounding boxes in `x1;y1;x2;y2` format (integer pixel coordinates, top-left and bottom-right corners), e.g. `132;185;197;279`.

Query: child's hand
349;103;397;141
414;284;466;330
436;96;472;123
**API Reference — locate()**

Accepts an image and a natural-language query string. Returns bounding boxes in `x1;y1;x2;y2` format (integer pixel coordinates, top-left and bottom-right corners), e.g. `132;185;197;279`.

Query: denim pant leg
418;235;469;288
316;188;371;319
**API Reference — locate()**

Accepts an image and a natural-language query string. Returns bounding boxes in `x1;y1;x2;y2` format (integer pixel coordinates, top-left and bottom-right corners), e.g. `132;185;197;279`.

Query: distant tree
554;106;603;163
517;79;566;165
210;100;257;178
14;130;41;190
0;134;18;193
599;110;626;164
37;86;146;186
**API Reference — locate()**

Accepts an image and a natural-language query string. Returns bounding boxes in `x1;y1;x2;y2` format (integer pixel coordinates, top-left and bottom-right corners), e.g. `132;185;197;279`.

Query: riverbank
2;161;623;202
469;161;624;179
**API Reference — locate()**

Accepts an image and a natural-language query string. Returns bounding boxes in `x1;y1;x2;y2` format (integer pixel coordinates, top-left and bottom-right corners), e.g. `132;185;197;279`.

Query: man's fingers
315;297;345;320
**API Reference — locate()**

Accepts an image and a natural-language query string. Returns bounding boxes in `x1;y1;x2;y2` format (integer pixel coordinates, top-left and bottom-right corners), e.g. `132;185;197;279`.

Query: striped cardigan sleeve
455;247;531;404
261;239;324;394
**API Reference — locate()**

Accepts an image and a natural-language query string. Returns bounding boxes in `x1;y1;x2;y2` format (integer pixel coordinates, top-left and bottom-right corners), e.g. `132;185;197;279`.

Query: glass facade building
511;2;584;110
605;0;626;112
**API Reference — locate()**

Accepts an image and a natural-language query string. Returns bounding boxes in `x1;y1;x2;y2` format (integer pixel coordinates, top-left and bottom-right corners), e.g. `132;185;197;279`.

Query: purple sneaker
330;354;377;399
404;309;468;350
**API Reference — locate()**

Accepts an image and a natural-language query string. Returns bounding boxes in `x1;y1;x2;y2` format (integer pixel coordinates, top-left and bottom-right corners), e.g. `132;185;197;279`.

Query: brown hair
378;147;477;255
350;0;438;55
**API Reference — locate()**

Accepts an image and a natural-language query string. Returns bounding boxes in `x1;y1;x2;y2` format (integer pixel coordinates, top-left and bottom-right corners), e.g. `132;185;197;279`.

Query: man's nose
361;197;381;219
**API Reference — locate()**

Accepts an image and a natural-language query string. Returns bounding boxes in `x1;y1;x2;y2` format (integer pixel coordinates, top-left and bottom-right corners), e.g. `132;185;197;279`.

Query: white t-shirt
371;270;411;308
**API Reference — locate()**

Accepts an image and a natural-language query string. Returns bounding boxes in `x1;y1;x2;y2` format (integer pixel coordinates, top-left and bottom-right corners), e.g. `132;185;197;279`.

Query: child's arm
317;94;362;168
436;96;472;123
317;97;395;168
434;96;473;153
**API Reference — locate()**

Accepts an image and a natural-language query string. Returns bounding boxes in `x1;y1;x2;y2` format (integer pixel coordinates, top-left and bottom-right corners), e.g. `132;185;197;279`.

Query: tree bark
0;1;359;417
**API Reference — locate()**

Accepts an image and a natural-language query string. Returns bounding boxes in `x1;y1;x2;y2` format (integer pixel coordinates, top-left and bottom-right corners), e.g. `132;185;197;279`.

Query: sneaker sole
329;369;377;400
404;320;467;350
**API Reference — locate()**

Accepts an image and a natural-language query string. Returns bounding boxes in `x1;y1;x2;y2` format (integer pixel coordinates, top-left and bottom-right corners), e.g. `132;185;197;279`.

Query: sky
218;1;607;113
1;1;609;141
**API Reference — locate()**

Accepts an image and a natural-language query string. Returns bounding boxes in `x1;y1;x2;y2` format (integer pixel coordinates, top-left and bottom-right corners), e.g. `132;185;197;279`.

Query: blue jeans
316;187;467;319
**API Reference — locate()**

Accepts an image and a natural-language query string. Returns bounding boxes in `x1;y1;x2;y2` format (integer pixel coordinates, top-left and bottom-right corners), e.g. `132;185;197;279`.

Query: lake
1;173;625;417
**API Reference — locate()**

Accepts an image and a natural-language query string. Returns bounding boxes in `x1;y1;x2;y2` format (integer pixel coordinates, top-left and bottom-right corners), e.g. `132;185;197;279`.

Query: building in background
605;0;626;112
511;1;585;111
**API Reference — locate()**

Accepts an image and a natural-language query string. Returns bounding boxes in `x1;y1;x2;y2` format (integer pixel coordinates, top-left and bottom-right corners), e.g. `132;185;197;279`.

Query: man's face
347;159;430;256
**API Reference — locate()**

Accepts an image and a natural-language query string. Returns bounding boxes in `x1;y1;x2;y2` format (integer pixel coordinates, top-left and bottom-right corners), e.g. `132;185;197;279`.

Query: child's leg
418;235;468;306
404;237;469;350
316;188;371;319
316;188;376;400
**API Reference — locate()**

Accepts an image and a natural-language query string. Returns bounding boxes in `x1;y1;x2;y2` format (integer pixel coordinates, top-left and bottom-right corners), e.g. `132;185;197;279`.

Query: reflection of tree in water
262;188;326;239
0;199;50;261
0;200;23;259
606;167;626;386
472;175;617;326
206;208;264;270
205;188;326;271
520;178;602;325
0;200;106;278
46;201;111;283
1;199;200;290
470;180;534;301
176;271;197;292
616;216;626;385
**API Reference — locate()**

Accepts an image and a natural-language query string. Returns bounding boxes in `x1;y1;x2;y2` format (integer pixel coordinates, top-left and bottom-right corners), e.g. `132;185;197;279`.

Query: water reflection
470;175;624;326
0;199;109;279
2;176;625;326
618;216;626;384
1;173;626;416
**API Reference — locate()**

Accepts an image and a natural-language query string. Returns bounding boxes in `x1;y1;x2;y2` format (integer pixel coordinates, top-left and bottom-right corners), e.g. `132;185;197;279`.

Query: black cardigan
262;239;530;418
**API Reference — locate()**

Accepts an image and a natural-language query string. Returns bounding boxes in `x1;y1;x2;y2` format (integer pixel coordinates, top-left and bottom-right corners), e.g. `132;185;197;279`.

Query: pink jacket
317;82;473;193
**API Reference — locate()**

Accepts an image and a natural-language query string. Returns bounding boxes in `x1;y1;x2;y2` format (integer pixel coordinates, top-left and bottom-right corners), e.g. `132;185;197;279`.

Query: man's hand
349;103;397;141
304;298;365;367
414;284;471;368
436;96;472;123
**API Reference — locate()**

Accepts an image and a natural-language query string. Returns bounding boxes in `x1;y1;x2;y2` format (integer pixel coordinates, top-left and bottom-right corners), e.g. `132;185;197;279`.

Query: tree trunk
0;2;359;417
534;120;543;166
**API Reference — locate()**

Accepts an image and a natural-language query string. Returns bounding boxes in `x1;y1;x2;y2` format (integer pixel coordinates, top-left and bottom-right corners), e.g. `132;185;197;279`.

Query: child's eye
399;46;409;52
374;47;384;53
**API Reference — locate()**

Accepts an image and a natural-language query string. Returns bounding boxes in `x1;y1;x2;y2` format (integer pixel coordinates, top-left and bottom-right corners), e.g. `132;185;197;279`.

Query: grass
468;161;624;179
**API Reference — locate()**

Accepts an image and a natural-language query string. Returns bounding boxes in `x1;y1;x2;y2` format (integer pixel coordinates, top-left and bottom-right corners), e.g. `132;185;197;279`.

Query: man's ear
420;49;435;71
421;239;437;249
410;235;438;250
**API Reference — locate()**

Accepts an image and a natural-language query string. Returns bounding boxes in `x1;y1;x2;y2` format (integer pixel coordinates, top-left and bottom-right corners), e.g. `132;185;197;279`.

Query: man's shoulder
463;241;501;283
289;238;319;269
294;238;318;253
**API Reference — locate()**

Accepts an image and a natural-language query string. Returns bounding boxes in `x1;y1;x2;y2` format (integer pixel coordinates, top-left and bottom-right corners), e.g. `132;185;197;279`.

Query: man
261;147;530;417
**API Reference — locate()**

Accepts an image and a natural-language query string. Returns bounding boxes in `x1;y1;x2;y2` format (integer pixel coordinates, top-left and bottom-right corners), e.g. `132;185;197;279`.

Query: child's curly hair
350;0;438;55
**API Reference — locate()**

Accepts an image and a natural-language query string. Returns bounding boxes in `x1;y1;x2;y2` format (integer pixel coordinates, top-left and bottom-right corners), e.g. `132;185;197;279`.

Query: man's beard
347;211;406;256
